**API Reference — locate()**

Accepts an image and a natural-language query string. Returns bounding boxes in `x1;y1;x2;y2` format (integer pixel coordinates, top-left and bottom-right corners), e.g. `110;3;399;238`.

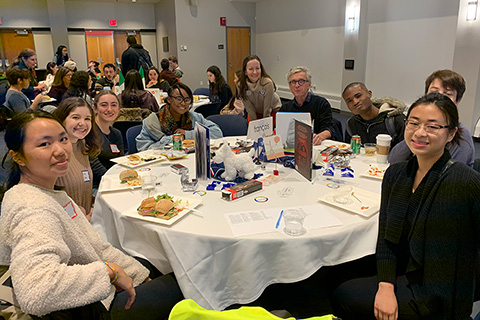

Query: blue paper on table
253;137;268;162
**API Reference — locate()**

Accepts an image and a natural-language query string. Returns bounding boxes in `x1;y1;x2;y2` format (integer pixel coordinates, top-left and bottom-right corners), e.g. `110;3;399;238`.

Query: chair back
193;88;210;96
194;102;221;119
126;125;143;154
113;120;143;152
207;114;248;137
331;117;344;142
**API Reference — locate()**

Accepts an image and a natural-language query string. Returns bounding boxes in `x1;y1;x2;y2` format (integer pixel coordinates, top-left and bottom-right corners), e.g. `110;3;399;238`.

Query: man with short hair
95;63;118;91
169;56;183;79
342;82;406;147
280;66;335;145
121;35;153;77
160;58;178;86
388;69;475;166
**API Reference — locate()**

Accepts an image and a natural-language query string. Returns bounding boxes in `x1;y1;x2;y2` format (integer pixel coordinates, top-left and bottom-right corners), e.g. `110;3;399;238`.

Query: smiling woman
90;90;125;187
0;111;183;318
136;82;223;150
53;97;101;220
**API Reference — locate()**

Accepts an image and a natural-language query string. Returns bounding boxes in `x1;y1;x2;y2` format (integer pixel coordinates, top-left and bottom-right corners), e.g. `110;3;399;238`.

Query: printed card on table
247;117;273;140
263;135;285;160
294;119;313;181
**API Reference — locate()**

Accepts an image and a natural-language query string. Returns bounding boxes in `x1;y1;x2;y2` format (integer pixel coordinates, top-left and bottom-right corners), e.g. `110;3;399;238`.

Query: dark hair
424;70;466;103
103;63;116;72
94;90;121;110
53;97;101;157
55;45;67;56
127;35;137;45
237;55;275;100
207;65;227;97
167;82;193;103
46;62;57;76
224;70;243;111
52;67;72;87
168;56;178;64
342;82;369;95
147;66;160;80
121;70;145;108
407;92;463;146
6;66;29;85
3;112;64;189
160;59;170;70
64;71;90;100
89;60;99;68
13;48;36;67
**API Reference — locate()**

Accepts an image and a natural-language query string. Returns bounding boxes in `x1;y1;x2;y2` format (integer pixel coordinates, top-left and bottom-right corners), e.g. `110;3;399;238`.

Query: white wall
33;32;54;69
256;0;345;109
0;0;50;27
365;16;457;105
141;33;158;68
173;0;256;89
155;0;178;63
68;31;88;70
65;1;156;30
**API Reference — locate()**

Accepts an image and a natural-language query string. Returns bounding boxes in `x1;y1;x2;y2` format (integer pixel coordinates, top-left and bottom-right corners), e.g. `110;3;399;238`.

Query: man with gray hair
280;66;335;145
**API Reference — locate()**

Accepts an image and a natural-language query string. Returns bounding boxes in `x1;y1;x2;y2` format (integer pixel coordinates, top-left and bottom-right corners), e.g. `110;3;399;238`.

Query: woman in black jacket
207;65;232;110
332;93;480;320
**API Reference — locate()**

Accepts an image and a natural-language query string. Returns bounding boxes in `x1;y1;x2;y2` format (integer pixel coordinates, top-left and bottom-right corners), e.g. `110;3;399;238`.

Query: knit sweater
377;151;480;319
0;183;149;316
242;77;281;120
56;140;93;213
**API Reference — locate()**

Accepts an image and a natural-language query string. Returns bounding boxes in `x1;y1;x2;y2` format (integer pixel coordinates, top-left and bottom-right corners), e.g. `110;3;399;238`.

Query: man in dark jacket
120;35;153;77
342;82;406;147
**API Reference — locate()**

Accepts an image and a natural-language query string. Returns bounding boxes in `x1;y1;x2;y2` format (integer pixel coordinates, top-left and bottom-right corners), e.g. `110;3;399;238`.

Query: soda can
173;133;183;150
350;135;361;154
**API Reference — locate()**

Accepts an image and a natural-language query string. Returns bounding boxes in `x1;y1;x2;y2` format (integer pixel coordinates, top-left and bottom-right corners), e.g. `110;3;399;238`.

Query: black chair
331;117;344;142
193;88;210;96
126;125;143;154
474;159;480;173
194;102;221;119
113;120;143;152
207;114;248;136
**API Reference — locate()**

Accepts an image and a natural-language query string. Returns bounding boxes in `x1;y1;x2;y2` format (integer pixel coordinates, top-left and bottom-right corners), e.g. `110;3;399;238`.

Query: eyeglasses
170;96;192;104
405;120;450;134
288;79;309;86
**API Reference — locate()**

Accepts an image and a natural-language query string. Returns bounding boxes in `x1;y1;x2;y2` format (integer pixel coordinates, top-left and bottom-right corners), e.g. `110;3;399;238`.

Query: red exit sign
220;17;226;26
109;20;117;27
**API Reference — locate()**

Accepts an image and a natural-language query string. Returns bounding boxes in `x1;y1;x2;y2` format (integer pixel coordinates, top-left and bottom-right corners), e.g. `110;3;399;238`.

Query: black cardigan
376;150;480;319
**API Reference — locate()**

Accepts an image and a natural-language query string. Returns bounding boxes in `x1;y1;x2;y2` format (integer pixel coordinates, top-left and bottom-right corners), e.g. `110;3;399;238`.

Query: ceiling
66;0;259;3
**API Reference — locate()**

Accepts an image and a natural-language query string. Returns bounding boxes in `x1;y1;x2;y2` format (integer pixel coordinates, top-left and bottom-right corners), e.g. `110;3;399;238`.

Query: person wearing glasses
388;70;475;167
136;82;223;150
342;82;406;147
280;66;335;145
332;92;480;320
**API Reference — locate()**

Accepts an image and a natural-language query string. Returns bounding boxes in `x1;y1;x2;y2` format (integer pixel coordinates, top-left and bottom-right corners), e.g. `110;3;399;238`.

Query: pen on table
275;210;284;229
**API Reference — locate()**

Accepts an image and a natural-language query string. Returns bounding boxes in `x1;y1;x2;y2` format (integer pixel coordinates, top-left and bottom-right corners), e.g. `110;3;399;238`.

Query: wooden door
0;30;35;73
85;31;115;73
226;27;250;91
114;31;141;66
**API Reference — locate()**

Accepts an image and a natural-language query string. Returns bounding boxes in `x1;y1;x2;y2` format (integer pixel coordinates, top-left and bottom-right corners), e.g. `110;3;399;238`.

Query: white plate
318;187;380;218
320;139;351;149
110;150;167;168
194;95;209;100
359;163;389;180
34;97;57;103
122;194;203;226
98;174;143;193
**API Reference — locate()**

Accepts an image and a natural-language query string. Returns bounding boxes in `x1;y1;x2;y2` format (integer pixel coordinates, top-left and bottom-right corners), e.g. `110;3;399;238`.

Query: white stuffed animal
212;144;257;181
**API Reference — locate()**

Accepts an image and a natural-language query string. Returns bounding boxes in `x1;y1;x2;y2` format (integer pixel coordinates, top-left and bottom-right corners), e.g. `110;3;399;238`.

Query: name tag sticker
82;170;91;182
64;201;78;219
110;144;120;153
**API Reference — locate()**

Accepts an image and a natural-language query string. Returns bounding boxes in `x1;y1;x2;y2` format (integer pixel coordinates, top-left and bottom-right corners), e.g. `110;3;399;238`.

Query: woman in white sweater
0;112;182;319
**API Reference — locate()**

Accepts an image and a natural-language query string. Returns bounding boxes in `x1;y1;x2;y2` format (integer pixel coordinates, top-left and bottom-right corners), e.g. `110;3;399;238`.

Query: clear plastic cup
283;209;307;236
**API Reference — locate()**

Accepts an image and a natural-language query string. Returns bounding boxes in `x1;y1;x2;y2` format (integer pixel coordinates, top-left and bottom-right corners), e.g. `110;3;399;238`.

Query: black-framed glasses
288;79;309;86
170;95;192;104
405;119;450;134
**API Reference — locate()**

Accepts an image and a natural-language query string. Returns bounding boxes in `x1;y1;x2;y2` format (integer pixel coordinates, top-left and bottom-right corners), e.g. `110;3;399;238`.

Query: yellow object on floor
168;299;337;320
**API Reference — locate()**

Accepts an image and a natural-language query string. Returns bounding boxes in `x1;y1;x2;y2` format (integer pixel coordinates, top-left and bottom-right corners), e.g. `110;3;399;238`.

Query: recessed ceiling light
132;0;137;2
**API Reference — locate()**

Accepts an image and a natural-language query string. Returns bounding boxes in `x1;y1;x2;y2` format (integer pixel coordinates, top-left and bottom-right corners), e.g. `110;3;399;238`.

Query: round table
91;139;382;310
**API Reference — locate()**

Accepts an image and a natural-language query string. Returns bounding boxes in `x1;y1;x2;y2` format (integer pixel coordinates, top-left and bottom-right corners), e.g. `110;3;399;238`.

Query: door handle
228;64;233;68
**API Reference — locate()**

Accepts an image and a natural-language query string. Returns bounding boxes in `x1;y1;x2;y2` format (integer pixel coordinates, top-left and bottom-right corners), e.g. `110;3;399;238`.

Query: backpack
131;48;152;75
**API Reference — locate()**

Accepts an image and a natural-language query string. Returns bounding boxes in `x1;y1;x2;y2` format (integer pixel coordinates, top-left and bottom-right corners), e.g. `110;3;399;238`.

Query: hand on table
374;282;398;320
313;133;324;146
108;262;136;310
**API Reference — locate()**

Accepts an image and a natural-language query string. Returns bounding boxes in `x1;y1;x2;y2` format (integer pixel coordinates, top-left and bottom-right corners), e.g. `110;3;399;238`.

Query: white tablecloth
91;139;382;310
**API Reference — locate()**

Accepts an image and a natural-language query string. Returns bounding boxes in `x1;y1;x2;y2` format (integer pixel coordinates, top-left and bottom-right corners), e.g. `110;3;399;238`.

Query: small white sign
247;117;273;140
